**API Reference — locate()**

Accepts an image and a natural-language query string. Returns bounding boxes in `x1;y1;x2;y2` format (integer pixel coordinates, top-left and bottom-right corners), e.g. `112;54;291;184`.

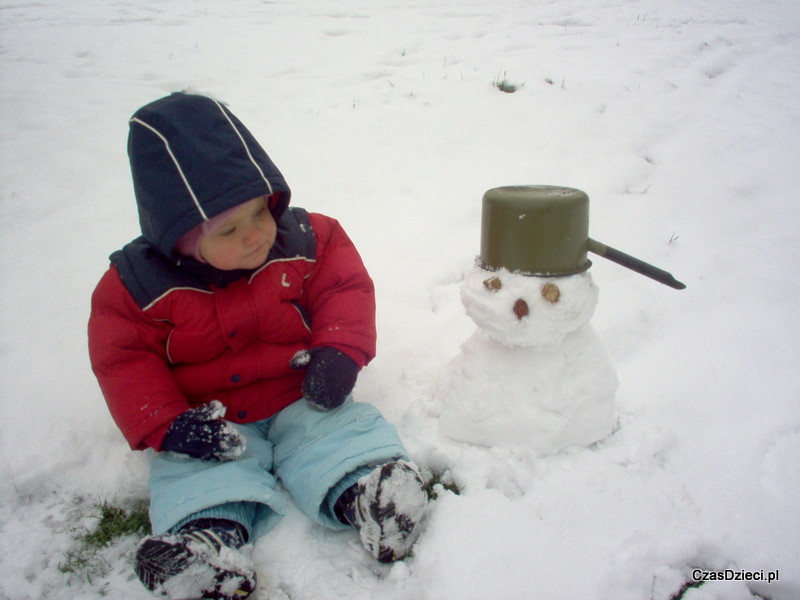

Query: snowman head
461;264;599;346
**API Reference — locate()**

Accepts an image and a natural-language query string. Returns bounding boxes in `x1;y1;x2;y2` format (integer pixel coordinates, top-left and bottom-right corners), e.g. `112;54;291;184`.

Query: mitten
290;347;359;411
161;400;246;461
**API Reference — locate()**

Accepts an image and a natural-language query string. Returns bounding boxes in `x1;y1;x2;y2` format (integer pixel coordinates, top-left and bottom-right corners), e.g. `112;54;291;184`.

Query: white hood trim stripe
212;99;274;197
130;117;209;222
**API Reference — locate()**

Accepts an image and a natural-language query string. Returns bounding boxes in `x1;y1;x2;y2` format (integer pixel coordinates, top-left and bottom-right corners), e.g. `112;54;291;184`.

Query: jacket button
231;374;241;383
238;410;247;419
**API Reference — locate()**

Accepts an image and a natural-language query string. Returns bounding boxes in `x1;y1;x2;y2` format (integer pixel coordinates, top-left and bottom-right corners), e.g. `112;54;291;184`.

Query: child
88;92;428;600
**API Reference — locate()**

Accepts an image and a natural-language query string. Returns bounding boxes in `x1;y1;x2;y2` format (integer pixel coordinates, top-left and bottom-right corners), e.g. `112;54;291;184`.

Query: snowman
434;186;618;454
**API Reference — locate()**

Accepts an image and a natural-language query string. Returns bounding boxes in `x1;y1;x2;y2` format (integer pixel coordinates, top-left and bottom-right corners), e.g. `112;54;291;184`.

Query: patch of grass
669;580;704;600
424;471;462;501
545;76;566;89
493;71;523;93
59;498;150;583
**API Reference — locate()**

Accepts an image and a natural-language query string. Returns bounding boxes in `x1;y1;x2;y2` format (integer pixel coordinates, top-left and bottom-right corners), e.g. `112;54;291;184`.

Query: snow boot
134;518;256;600
335;460;428;562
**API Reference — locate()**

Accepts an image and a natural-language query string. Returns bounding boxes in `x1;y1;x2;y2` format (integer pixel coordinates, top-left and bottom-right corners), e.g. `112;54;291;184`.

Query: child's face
199;196;277;270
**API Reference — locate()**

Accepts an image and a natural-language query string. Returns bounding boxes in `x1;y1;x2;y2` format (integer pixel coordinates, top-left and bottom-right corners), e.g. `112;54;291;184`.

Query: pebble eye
483;277;502;291
541;282;560;304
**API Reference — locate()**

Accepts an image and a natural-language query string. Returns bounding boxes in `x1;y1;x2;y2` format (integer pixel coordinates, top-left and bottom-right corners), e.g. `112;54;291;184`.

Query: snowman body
436;265;617;453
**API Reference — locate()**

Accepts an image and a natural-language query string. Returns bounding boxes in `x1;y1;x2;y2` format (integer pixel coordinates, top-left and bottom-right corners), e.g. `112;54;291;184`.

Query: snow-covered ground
1;1;799;598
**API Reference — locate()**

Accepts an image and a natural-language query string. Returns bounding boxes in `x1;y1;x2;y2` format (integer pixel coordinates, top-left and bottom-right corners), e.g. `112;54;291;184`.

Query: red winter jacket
88;212;376;451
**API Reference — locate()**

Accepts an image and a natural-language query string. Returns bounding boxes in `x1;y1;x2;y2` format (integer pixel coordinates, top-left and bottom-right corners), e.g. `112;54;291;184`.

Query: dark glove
161;400;246;461
290;347;359;411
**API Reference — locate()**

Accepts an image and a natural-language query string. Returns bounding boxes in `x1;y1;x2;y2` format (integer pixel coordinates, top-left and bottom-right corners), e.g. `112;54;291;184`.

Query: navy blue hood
128;92;291;259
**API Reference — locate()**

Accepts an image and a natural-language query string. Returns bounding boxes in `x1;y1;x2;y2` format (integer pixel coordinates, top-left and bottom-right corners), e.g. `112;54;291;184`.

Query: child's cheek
219;248;239;270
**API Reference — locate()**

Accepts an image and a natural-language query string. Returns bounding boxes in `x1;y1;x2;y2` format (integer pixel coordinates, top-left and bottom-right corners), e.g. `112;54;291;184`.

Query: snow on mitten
161;400;246;461
290;347;359;411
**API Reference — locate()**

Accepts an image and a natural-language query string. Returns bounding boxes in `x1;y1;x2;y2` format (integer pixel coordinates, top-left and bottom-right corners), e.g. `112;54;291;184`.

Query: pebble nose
513;298;529;319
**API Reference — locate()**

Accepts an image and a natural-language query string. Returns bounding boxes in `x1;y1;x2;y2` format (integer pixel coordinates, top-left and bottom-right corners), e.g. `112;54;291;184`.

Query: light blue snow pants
147;398;409;540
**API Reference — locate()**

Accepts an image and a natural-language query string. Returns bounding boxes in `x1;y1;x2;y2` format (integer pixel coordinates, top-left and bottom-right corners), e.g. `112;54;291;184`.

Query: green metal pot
478;185;686;289
480;185;591;276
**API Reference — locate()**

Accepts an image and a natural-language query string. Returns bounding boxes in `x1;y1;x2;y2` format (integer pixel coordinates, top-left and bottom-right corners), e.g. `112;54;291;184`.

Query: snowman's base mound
434;328;618;454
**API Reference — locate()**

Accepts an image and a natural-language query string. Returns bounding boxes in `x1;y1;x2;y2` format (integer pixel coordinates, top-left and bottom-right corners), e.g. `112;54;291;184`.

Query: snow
1;1;799;599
